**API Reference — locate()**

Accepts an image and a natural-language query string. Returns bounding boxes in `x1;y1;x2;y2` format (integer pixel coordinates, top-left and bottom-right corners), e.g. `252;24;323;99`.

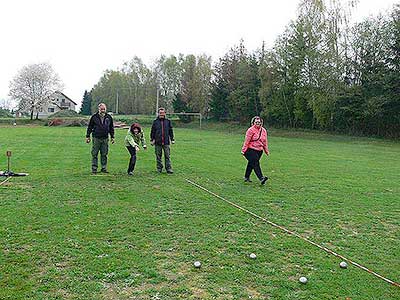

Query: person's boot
244;177;252;182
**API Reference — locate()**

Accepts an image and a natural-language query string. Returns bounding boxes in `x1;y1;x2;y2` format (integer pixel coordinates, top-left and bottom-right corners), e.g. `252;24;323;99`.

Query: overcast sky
0;0;397;109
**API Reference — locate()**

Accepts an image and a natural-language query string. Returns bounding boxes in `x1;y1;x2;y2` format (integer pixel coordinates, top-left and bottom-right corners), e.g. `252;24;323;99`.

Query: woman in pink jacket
241;116;269;185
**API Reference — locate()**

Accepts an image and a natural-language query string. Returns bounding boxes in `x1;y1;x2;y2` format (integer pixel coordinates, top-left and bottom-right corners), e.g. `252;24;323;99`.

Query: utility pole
116;91;119;115
156;87;159;117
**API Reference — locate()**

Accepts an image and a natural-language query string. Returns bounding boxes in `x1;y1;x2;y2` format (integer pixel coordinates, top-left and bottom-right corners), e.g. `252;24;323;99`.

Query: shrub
64;119;89;127
0;108;13;118
51;110;79;117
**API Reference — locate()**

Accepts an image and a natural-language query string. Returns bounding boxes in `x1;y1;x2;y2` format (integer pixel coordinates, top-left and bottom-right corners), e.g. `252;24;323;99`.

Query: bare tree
0;98;14;111
9;62;63;119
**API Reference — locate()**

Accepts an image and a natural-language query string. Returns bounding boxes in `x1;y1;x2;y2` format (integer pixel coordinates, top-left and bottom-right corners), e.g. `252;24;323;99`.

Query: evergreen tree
172;93;191;122
210;40;260;122
80;90;92;115
210;80;229;120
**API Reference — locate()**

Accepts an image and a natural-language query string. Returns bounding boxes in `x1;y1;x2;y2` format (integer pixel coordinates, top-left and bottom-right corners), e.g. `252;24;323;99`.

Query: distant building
37;91;77;117
16;91;77;118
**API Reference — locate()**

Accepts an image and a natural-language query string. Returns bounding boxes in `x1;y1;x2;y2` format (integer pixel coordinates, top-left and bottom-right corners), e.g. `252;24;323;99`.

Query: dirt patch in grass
101;281;171;300
55;288;73;299
190;286;209;299
246;287;265;299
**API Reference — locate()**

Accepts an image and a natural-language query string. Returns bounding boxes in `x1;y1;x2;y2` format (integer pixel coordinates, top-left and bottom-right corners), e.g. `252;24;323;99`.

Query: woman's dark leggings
126;146;137;173
244;148;263;180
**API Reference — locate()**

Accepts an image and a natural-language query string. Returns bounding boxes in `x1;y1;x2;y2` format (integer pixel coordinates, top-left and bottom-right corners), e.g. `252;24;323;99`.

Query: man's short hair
98;103;106;108
158;107;165;112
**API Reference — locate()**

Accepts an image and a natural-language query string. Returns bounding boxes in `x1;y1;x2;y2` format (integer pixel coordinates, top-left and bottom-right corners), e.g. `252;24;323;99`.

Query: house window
48;108;55;113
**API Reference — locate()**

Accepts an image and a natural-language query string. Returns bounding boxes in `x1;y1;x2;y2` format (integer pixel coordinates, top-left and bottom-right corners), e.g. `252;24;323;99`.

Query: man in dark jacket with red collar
86;103;114;174
150;107;175;174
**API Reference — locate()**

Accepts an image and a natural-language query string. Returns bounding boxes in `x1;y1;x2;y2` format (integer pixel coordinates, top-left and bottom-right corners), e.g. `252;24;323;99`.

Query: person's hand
86;137;91;144
265;151;270;156
111;138;115;144
135;145;140;151
143;145;147;150
150;140;155;146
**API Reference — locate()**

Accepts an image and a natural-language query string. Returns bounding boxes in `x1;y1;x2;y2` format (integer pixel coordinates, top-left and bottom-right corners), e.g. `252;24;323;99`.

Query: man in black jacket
86;103;115;174
150;107;175;174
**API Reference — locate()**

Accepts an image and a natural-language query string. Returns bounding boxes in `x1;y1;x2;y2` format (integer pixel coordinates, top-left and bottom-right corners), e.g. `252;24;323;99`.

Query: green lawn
0;125;399;300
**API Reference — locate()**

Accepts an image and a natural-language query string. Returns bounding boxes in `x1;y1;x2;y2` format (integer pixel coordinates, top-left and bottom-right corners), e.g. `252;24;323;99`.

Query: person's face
159;110;166;119
98;105;106;114
254;118;261;127
133;128;139;134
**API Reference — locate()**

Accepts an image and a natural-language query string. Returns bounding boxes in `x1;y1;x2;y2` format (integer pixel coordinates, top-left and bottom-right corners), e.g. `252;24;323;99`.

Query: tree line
82;54;213;118
82;0;399;137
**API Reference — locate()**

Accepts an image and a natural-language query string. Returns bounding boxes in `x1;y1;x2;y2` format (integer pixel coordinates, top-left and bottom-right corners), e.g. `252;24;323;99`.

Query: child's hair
130;123;142;133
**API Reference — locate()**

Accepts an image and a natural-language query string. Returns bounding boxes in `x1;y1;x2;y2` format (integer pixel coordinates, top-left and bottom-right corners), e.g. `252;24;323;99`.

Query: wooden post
6;151;11;173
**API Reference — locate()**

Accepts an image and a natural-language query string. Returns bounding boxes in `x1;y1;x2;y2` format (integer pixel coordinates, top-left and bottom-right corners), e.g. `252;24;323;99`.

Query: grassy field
0;125;399;300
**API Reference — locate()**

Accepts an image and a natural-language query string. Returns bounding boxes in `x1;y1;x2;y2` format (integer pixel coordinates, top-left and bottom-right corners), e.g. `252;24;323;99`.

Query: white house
37;91;77;117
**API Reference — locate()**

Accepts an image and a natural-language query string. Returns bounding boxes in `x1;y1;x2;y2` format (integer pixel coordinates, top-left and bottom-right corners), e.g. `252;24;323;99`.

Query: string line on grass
0;176;11;186
185;178;400;289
